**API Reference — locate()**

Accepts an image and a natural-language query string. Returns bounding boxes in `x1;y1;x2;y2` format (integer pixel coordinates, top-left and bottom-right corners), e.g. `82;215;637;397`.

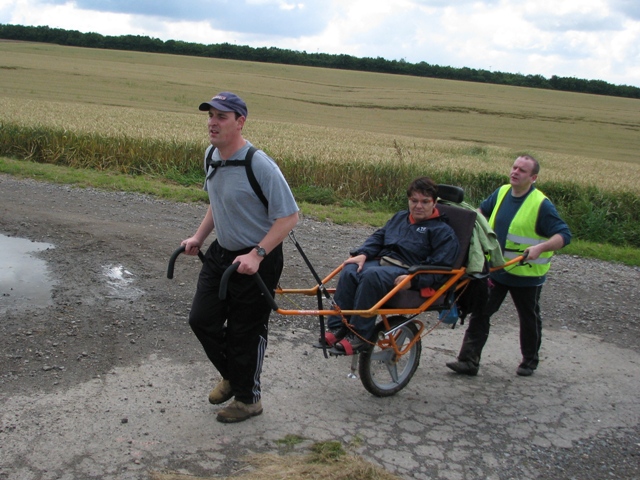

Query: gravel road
1;175;639;479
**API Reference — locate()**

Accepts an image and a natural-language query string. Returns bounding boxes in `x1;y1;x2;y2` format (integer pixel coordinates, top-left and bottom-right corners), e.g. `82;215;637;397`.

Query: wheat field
1;41;639;192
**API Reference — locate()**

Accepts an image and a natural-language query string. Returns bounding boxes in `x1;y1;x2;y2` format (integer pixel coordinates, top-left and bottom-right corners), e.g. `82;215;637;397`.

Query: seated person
325;177;460;355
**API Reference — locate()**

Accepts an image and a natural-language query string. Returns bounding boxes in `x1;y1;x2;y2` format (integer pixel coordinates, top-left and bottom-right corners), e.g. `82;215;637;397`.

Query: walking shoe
208;379;233;405
216;399;263;423
516;365;534;376
446;360;479;376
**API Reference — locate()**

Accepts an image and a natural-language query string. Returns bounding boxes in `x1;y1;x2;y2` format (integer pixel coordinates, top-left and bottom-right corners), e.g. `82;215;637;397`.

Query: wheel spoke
385;363;399;383
370;349;394;363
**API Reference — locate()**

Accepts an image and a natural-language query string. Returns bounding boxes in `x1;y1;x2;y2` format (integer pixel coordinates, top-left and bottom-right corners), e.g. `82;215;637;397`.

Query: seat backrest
436;184;465;203
437;203;477;269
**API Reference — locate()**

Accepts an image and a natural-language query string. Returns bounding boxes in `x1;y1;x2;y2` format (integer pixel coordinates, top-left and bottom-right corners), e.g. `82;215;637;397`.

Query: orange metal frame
273;255;525;357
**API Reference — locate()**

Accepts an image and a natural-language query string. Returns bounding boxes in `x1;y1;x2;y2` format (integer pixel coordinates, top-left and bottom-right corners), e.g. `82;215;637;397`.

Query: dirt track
1;174;639;480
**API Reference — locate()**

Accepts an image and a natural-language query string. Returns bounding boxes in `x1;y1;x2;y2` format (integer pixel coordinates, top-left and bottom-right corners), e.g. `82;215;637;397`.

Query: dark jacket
355;209;460;290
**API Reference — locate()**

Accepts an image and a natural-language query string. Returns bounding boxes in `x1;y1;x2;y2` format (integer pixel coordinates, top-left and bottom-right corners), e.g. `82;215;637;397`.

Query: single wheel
358;316;421;397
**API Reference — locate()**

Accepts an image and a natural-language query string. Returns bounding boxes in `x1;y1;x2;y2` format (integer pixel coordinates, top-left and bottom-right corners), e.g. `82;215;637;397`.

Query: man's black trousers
458;280;543;370
189;240;283;404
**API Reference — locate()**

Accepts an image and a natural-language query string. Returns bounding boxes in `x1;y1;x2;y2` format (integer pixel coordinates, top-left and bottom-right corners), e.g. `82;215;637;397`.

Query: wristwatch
254;245;267;257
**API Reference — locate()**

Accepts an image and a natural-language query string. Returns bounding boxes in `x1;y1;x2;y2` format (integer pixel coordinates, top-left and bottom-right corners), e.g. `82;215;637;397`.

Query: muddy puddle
0;233;55;312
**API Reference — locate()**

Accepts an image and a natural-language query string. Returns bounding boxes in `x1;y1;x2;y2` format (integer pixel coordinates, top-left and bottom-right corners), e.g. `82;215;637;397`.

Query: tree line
2;23;639;100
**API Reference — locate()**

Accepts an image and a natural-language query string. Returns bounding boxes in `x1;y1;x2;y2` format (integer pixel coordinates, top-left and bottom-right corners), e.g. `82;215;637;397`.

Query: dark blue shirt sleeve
537;199;572;247
479;188;500;218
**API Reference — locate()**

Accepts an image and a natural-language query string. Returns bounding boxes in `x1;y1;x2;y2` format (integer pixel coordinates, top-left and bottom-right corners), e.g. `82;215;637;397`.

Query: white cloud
0;0;639;86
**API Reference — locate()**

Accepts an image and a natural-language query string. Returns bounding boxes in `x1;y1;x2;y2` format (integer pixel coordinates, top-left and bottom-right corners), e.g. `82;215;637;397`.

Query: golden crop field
1;40;639;192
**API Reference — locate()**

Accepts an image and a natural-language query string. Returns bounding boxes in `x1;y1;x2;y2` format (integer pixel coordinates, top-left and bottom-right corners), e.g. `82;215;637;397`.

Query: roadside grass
0;156;208;203
149;439;401;480
562;240;640;266
2;156;638;267
0;156;391;225
4;119;640;248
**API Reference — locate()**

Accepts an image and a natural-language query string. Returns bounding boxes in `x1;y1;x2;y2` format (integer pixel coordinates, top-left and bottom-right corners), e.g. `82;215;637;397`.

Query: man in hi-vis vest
447;155;571;377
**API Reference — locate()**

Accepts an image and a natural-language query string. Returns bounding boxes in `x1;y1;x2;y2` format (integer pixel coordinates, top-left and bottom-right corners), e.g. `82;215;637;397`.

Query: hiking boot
216;399;263;423
446;360;479;376
516;365;534;376
208;379;233;405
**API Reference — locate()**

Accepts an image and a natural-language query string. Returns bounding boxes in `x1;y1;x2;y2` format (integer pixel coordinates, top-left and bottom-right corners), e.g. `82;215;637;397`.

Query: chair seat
384;290;445;309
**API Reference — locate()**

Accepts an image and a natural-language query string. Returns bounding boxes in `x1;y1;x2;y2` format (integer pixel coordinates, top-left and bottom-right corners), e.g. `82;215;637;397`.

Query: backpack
205;146;268;208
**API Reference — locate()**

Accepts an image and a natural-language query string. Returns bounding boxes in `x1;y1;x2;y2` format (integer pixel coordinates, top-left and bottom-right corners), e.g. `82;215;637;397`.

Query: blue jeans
327;260;407;339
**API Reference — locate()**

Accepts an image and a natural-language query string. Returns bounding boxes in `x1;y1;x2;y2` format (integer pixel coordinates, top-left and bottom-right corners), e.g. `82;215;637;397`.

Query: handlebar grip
219;262;279;311
219;262;240;299
167;246;204;279
167;246;186;279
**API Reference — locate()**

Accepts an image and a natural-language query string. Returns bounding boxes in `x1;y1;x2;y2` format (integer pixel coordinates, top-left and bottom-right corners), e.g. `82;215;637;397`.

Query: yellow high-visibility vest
489;185;553;277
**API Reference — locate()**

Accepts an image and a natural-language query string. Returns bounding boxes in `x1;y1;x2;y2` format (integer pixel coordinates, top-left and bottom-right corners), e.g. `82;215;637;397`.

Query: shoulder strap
205;146;268;209
243;147;269;209
205;145;215;170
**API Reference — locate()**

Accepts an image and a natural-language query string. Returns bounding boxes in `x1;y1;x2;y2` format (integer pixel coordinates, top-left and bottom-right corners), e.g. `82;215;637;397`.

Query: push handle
219;262;279;311
167;246;205;279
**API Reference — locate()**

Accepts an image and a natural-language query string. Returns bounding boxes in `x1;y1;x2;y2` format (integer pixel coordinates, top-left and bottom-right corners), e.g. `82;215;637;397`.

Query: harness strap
205;146;269;209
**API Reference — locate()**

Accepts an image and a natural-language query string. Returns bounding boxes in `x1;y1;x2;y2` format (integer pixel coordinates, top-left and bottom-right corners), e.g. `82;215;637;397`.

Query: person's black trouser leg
189;241;283;404
510;284;543;370
457;280;509;365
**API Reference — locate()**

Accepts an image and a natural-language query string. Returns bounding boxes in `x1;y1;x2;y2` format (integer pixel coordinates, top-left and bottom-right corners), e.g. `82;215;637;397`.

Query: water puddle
0;233;56;312
104;265;135;285
103;264;143;300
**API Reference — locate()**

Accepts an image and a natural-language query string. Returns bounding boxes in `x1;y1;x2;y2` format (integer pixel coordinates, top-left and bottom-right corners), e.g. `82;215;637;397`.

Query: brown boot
216;399;263;423
208;379;233;405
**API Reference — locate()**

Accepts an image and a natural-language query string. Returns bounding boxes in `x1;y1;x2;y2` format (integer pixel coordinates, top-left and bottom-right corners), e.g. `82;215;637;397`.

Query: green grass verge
4;122;640;249
2;156;638;267
0;156;208;203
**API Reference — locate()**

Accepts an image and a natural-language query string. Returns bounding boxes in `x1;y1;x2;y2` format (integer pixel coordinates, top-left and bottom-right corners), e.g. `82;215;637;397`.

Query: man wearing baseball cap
198;91;248;118
182;91;299;423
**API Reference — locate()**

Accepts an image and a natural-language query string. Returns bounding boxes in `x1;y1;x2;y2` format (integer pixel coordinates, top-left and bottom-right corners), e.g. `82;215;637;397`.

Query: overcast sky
2;0;639;87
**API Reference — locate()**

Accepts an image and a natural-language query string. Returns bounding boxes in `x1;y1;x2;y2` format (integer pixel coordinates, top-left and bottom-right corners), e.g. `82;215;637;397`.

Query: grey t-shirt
203;141;299;251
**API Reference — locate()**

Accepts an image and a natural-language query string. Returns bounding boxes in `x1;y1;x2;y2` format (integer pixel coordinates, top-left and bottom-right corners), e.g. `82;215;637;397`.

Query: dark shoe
315;327;346;348
516;365;534;376
216;399;263;423
208;379;233;405
330;333;367;356
446;360;479;376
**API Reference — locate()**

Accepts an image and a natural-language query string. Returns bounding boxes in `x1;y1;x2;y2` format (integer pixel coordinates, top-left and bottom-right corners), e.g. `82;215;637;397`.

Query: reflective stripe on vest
489;185;553;277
